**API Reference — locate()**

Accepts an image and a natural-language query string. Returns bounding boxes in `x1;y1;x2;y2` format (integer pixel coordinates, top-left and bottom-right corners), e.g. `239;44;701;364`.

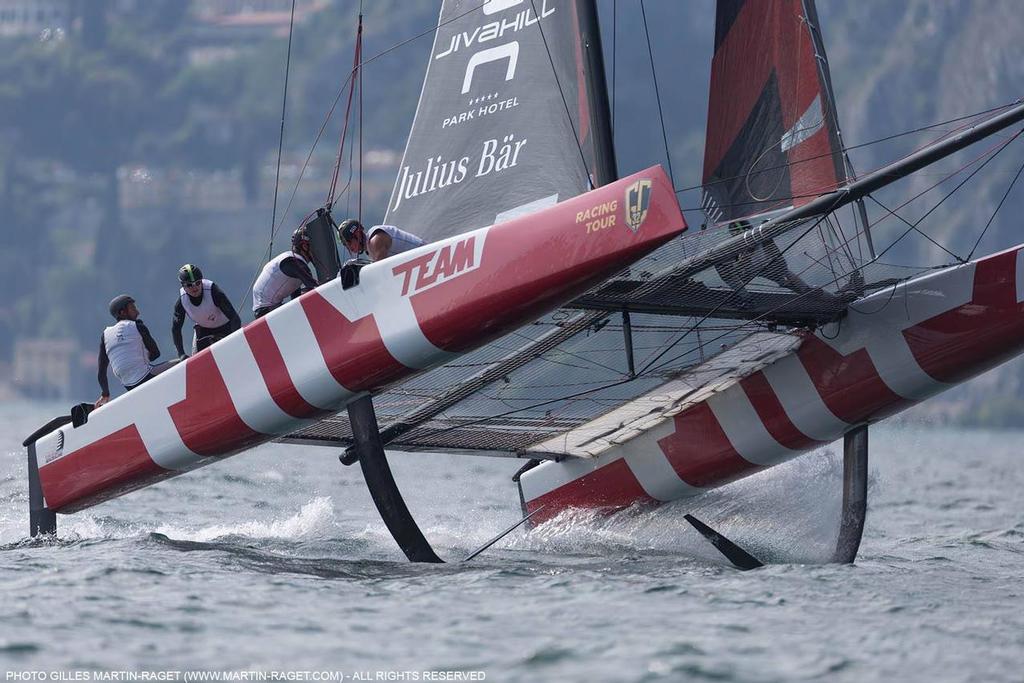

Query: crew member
715;220;815;296
338;219;426;262
252;226;320;318
172;264;241;358
95;295;161;407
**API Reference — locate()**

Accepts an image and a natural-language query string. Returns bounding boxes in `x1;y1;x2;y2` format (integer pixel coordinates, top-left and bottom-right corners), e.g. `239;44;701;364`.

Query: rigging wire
869;128;1023;265
359;5;364;223
243;0;494;310
645;133;1024;376
597;132;1020;380
967;149;1024;261
679;103;1024;216
248;6;1024;445
237;0;297;313
527;0;593;184
679;100;1021;201
866;195;964;263
268;0;297;248
639;0;675;188
326;14;363;208
611;0;616;135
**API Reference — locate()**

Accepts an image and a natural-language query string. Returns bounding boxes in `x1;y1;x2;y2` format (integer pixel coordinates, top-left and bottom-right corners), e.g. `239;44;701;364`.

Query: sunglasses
183;281;202;289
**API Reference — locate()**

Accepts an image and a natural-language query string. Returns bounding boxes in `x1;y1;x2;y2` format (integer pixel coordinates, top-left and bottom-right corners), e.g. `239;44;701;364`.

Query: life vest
252;252;311;310
367;224;426;257
179;279;230;328
103;320;151;387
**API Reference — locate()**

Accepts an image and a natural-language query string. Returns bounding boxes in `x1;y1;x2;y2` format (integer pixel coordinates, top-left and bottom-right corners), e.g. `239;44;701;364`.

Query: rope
967;145;1024;260
639;0;675;188
527;0;592;184
327;15;363;208
238;0;297;314
677;100;1021;199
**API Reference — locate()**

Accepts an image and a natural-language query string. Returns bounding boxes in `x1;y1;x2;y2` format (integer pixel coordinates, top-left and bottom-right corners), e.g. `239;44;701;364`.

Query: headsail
701;0;848;227
385;0;615;241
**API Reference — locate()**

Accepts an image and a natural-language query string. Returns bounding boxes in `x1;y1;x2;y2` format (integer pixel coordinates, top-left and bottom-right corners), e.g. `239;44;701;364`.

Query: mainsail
701;0;848;227
385;0;615;240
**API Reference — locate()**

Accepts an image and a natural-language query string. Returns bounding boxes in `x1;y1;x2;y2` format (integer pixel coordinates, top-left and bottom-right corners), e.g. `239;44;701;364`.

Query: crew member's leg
254;304;281;319
125;373;156;391
194;322;235;351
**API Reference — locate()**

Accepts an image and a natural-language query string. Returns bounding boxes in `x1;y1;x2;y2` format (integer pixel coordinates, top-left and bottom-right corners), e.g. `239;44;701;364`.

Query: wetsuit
98;319;161;397
172;280;241;356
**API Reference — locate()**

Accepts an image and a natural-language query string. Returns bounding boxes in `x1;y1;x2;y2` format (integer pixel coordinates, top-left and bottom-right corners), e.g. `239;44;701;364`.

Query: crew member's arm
279;256;319;294
171;300;188;359
210;283;242;332
136;320;161;362
367;231;393;262
95;335;111;407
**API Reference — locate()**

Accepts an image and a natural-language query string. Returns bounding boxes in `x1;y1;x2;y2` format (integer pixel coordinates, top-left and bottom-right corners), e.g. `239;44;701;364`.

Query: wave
152;496;336;542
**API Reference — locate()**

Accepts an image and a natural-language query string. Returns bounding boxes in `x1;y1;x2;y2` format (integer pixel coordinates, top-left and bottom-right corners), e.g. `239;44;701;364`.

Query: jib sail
701;0;848;227
384;0;615;241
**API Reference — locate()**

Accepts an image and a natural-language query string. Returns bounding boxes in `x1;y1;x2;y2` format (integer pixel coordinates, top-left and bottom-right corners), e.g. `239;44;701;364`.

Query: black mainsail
385;0;615;240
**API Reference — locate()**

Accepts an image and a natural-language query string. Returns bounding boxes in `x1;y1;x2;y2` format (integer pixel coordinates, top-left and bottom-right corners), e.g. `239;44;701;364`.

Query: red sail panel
702;0;847;226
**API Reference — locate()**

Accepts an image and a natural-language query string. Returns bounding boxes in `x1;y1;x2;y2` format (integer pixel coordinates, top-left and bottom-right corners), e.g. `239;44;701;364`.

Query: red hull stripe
41;425;173;513
797;334;906;425
244;319;329;419
657;402;763;487
906;251;1024;384
410;169;683;353
740;371;820;450
300;291;407;392
525;458;654;525
168;350;267;457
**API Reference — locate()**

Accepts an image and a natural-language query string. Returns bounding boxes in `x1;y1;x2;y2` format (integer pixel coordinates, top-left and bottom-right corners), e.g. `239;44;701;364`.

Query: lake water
1;401;1021;682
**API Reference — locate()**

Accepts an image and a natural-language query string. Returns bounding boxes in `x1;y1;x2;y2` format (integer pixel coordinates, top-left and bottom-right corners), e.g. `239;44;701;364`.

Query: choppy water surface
1;402;1022;681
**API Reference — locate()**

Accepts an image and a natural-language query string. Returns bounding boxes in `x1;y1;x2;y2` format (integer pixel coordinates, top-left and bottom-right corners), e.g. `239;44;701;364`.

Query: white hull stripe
211;336;310;436
761;353;848;440
707;386;793;466
265;303;350;410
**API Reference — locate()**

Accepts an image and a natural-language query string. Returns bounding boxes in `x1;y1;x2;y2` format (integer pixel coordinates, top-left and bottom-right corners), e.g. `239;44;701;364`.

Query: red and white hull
33;167;685;514
520;245;1024;522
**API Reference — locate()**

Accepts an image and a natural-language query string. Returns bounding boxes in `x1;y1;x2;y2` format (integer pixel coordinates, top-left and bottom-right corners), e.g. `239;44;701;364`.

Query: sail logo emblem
392;235;484;297
625;179;653;233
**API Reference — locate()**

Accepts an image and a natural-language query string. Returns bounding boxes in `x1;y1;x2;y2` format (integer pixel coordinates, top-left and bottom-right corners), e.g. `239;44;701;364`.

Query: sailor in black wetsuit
172;264;242;358
252;227;320;318
95;295;161;407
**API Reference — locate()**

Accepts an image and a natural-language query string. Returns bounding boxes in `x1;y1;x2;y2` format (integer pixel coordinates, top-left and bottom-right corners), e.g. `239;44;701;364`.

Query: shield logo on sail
625;179;652;234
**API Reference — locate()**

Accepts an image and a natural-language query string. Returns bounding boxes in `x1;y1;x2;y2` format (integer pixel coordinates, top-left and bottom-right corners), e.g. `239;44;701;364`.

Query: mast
799;0;875;257
577;0;617;185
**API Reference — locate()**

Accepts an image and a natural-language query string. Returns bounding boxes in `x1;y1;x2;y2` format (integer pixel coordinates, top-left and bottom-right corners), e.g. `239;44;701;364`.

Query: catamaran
23;0;1024;566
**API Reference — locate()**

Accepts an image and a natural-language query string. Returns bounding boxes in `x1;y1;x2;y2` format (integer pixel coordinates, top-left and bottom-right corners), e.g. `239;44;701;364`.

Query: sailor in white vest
171;264;242;358
252;226;320;318
338;219;426;262
95;295;162;407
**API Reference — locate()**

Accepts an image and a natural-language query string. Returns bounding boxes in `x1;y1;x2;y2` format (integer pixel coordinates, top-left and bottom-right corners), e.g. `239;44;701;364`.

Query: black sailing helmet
338;218;363;243
291;226;311;254
178;264;203;286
